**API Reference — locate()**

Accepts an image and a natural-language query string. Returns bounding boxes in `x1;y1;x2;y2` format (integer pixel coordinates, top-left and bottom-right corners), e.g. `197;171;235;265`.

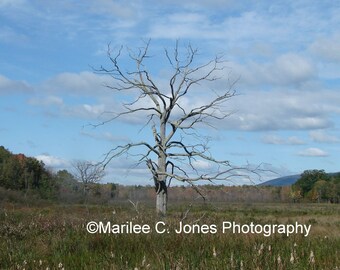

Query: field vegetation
0;202;339;269
1;146;339;269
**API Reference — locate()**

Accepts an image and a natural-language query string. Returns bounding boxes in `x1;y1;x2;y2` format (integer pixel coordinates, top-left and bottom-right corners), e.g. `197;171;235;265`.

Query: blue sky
1;0;339;185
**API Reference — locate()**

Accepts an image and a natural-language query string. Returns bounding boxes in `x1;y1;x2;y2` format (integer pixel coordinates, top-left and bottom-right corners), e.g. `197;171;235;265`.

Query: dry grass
0;202;339;269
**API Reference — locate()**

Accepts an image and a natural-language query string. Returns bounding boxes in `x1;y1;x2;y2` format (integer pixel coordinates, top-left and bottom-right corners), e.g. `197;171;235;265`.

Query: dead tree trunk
156;180;167;215
156;118;168;215
97;41;261;216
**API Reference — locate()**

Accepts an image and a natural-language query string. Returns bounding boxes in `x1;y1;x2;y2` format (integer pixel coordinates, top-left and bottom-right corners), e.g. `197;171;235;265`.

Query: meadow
0;202;339;269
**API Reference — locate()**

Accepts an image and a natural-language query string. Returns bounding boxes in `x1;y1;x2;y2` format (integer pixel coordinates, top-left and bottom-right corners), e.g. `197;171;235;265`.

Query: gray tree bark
96;40;261;215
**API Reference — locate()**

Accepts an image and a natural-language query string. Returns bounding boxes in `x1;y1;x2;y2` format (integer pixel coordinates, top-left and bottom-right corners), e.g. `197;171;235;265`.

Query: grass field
0;202;339;269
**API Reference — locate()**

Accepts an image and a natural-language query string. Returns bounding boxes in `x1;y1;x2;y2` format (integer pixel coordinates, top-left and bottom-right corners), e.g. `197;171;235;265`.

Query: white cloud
36;70;337;131
231;54;316;86
0;74;32;94
2;1;339;133
148;12;223;40
192;159;212;170
262;134;286;145
86;0;136;19
297;148;328;157
0;0;141;45
310;34;340;63
81;131;129;143
230;152;253;157
28;96;64;106
26;72;121;120
222;89;340;131
274;54;316;84
36;154;69;169
19;57;339;132
262;134;305;145
310;130;340;143
41;72;109;96
287;136;306;145
62;103;106;119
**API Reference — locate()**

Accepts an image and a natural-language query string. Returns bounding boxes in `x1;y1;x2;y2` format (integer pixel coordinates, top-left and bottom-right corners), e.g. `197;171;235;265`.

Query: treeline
0;146;81;202
0;146;58;199
292;169;340;203
0;146;120;204
1;146;339;204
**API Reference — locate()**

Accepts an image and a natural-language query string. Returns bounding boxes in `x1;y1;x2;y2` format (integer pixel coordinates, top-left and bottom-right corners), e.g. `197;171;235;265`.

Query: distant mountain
259;172;340;187
258;174;301;187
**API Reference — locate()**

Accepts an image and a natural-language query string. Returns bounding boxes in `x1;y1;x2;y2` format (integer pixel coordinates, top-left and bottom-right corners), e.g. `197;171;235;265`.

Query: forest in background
0;146;339;205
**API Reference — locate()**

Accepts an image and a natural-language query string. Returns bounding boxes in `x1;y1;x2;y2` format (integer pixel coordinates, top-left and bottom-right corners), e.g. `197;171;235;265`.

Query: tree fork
96;41;261;216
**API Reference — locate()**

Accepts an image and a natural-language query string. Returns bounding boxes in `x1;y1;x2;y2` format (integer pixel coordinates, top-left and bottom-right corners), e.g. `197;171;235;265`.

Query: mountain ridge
259;171;340;187
258;174;301;186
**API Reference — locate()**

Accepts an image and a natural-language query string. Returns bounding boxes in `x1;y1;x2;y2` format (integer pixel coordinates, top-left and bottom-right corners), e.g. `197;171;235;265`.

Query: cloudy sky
1;0;339;185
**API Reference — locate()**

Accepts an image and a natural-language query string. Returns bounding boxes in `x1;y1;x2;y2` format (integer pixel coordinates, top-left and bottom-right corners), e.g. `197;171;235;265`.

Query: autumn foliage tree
293;169;340;203
0;146;58;199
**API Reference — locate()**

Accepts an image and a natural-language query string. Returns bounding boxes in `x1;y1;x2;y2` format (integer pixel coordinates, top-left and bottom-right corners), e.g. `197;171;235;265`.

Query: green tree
294;170;329;197
55;169;79;191
329;174;340;203
1;156;24;189
110;183;117;199
310;180;329;202
25;157;44;189
0;147;60;200
0;146;11;187
0;146;11;164
38;170;58;200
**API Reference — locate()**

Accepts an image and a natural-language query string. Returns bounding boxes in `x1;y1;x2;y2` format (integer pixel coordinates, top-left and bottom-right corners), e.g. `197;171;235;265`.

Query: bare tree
96;40;259;215
73;160;105;196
